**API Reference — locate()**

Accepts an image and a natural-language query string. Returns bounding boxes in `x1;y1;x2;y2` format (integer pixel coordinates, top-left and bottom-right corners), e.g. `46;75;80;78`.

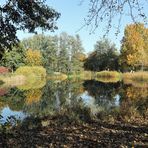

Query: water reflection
0;78;147;125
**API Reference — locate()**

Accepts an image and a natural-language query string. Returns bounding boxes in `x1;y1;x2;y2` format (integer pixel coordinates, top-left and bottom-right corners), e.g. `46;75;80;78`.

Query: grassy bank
1;69;148;87
68;71;122;83
0;66;47;88
123;71;148;81
123;71;148;87
95;71;122;83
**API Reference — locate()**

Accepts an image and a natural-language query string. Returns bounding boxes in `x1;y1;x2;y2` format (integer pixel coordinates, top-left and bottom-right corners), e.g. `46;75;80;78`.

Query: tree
1;44;25;71
22;34;59;72
84;38;119;71
25;49;43;66
81;0;147;34
21;33;85;73
69;34;85;73
120;23;148;71
57;32;70;73
0;0;60;59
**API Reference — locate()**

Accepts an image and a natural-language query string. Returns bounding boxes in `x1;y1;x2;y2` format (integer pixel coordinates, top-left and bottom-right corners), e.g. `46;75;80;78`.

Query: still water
0;78;147;124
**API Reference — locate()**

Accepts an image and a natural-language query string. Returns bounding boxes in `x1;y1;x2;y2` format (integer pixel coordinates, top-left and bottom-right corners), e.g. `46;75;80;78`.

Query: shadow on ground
0;115;148;148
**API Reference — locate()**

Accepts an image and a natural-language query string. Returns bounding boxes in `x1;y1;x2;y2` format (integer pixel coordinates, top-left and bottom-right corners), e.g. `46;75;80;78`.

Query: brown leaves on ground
0;116;148;148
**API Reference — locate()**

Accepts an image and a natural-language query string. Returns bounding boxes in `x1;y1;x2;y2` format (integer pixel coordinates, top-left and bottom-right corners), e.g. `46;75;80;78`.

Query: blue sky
1;0;148;53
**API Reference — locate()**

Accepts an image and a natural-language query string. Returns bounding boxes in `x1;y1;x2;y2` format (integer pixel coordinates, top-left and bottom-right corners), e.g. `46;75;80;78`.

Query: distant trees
0;0;60;59
84;38;119;71
120;23;148;71
84;23;148;72
22;33;85;73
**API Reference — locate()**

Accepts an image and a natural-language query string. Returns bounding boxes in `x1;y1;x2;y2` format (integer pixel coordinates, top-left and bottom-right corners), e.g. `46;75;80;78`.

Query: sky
1;0;148;53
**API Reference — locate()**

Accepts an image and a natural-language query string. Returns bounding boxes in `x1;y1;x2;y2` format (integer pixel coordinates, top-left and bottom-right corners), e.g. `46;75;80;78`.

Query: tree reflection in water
0;79;147;125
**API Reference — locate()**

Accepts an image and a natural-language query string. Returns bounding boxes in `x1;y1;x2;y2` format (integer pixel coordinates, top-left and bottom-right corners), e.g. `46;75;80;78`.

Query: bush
96;71;121;78
15;66;46;78
0;66;10;75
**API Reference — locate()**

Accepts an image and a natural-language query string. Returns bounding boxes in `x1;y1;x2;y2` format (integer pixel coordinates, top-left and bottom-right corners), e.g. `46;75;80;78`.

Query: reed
123;71;148;82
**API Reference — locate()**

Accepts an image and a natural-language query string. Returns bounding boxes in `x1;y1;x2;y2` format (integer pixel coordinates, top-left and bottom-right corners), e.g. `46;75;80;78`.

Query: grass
123;71;148;87
123;71;148;81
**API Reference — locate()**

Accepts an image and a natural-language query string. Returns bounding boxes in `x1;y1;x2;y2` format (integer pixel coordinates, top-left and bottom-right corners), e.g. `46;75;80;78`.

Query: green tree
84;38;119;71
1;44;25;71
22;34;59;73
57;32;70;73
70;35;85;73
0;0;60;59
21;33;85;73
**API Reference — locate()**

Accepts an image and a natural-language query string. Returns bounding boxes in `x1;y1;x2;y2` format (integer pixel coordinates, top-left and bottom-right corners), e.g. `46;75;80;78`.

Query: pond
0;78;147;125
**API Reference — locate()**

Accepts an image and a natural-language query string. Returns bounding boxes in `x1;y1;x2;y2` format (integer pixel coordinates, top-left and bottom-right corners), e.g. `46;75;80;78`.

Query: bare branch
80;0;148;34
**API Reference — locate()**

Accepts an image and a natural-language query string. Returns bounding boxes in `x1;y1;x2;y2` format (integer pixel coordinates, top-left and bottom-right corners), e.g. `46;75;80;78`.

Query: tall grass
68;70;122;82
123;71;148;87
123;71;148;81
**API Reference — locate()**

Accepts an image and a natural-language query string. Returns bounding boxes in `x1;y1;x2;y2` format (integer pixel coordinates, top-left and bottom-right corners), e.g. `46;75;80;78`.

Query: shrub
0;66;10;75
96;71;121;78
15;66;46;78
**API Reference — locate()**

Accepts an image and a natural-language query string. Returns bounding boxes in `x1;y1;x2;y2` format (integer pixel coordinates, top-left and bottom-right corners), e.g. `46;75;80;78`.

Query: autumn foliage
25;49;42;66
120;23;148;70
0;66;10;74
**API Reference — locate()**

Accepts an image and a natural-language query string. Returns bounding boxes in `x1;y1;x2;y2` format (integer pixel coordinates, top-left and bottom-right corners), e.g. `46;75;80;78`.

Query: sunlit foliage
120;23;148;70
25;49;42;66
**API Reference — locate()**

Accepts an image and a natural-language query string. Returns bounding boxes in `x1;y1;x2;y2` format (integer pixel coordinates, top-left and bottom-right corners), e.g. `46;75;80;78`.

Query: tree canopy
21;33;85;73
84;38;119;71
120;23;148;71
0;0;60;58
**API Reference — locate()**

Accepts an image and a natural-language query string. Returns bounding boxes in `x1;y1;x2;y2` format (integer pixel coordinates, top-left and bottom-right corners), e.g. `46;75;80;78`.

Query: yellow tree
120;23;148;70
25;49;42;66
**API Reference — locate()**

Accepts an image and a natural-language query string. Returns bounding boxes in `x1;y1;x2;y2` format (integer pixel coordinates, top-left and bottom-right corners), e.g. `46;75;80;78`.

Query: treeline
1;32;86;73
84;23;148;72
0;23;148;73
